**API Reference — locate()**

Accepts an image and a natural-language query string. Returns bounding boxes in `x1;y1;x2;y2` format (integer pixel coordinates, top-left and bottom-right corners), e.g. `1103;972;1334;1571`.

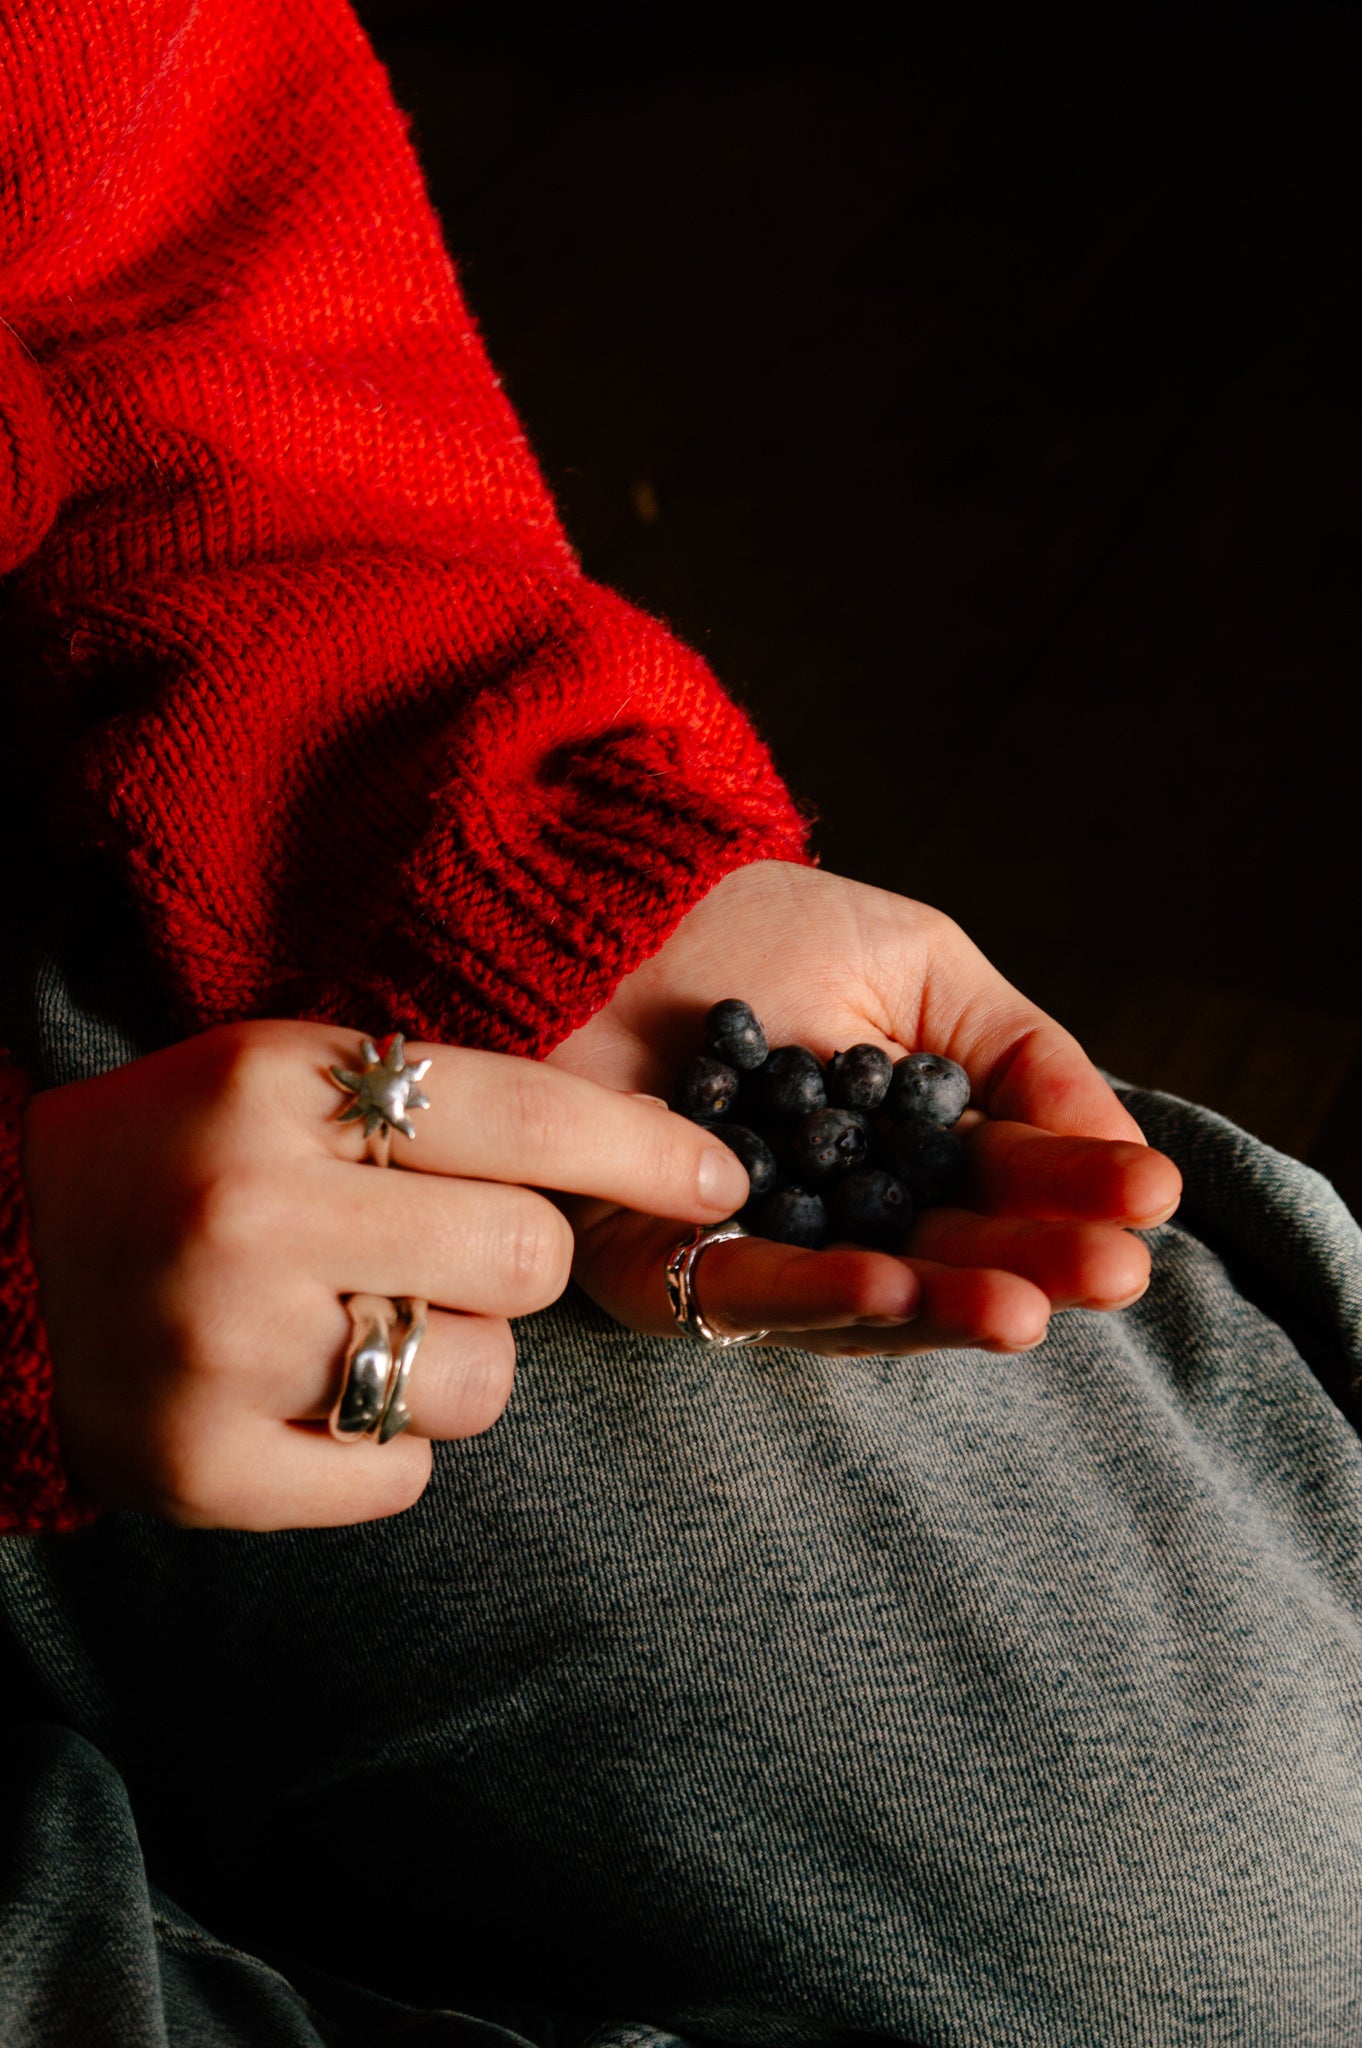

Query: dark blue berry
673;1054;740;1121
881;1123;966;1208
747;1045;826;1122
786;1106;871;1182
885;1052;970;1128
829;1168;913;1251
748;1185;830;1248
708;1123;779;1199
825;1043;892;1112
704;998;769;1073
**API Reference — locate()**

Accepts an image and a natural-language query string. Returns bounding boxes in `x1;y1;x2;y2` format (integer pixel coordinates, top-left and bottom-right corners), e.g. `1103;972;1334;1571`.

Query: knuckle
648;1120;701;1198
501;1060;570;1156
141;1422;228;1528
498;1196;573;1304
180;1164;280;1266
196;1020;283;1115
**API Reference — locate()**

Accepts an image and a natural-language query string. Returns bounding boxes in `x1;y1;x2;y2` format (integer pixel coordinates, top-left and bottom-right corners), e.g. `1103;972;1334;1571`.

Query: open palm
546;862;1182;1356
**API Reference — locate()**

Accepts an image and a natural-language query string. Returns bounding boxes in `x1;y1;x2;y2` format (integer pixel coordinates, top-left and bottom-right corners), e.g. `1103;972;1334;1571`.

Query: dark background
357;3;1361;1212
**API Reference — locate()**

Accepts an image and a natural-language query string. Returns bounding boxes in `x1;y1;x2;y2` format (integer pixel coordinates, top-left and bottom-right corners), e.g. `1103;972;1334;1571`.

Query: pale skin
21;861;1181;1530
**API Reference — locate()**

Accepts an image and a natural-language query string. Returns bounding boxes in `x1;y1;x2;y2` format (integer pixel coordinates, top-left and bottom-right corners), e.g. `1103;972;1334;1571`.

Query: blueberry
747;1045;826;1122
708;1122;779;1199
704;998;769;1073
885;1052;970;1128
748;1185;830;1249
673;1054;740;1121
786;1106;871;1182
825;1044;892;1112
829;1168;914;1252
880;1123;966;1208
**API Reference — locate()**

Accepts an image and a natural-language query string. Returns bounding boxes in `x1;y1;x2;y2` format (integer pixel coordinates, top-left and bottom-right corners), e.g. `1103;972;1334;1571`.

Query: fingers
313;1031;751;1221
285;1301;517;1442
963;1120;1183;1226
700;1240;1054;1356
572;1209;1051;1354
684;1236;924;1335
907;1208;1151;1310
154;1307;518;1530
572;1165;1171;1368
143;1394;438;1531
298;1160;579;1317
764;1259;1053;1357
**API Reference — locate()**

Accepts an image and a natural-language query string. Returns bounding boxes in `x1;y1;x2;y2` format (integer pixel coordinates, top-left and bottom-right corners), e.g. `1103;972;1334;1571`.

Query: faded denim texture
1;933;1360;2044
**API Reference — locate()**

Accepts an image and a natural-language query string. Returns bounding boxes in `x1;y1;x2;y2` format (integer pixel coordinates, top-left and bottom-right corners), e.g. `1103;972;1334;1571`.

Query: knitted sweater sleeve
1;0;809;1053
0;0;810;1533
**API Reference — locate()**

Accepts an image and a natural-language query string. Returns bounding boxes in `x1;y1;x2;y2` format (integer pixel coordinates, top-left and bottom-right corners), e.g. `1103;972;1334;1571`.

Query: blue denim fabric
2;934;1360;2043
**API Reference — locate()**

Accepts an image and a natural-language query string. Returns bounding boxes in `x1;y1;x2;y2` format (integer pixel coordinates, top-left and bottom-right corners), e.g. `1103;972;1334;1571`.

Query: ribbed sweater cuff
71;565;812;1058
0;1066;100;1536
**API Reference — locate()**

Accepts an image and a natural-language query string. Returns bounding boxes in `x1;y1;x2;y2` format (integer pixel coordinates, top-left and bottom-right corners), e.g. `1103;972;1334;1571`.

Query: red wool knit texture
0;0;810;1532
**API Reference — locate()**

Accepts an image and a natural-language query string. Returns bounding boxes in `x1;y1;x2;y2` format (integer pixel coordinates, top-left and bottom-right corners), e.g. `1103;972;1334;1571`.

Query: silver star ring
664;1222;770;1347
330;1033;431;1164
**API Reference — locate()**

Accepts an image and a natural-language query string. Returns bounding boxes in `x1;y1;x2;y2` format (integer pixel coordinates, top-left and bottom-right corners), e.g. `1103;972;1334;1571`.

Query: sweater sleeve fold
0;0;811;1057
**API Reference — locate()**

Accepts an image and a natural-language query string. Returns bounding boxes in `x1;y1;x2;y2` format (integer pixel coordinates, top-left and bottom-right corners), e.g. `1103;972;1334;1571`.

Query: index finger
320;1035;752;1222
965;1119;1183;1226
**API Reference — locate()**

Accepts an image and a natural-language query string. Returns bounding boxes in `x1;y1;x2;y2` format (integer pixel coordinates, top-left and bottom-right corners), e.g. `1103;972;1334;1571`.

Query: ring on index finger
329;1033;431;1167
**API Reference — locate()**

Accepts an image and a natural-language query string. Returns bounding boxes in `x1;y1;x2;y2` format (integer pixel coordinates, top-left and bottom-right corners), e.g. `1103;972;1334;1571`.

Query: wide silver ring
664;1223;770;1347
330;1294;427;1444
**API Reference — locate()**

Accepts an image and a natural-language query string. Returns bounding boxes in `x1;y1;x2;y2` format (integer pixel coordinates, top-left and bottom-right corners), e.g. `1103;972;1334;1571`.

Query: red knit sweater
0;0;808;1533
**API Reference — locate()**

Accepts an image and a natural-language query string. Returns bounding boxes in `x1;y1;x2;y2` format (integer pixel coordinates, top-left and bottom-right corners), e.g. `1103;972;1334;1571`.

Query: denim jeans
2;931;1360;2045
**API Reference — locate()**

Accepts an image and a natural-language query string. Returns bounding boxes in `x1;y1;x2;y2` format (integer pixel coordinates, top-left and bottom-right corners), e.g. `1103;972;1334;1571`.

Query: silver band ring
330;1293;426;1444
378;1296;426;1445
331;1293;397;1441
664;1222;770;1347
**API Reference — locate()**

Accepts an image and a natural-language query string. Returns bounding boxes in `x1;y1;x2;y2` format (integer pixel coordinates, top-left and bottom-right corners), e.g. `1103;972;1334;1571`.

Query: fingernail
1079;1283;1149;1312
699;1145;750;1211
629;1092;670;1111
856;1311;918;1328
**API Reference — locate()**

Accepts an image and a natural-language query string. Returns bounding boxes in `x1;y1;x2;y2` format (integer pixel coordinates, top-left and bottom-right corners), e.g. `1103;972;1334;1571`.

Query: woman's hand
547;862;1183;1356
21;1020;752;1528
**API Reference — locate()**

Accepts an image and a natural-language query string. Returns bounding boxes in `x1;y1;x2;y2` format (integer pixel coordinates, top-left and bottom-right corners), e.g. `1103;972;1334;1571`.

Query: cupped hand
22;1020;752;1527
547;861;1182;1356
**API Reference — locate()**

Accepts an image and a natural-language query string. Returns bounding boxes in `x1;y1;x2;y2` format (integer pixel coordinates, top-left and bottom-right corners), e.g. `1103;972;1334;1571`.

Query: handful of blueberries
673;999;971;1251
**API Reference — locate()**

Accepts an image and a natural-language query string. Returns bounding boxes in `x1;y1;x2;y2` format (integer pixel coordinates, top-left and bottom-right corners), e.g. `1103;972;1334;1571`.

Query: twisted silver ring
330;1293;427;1444
664;1222;770;1347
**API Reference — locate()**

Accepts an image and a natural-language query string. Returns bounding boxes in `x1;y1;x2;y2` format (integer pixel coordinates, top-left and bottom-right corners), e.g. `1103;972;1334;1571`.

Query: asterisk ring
329;1033;432;1162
